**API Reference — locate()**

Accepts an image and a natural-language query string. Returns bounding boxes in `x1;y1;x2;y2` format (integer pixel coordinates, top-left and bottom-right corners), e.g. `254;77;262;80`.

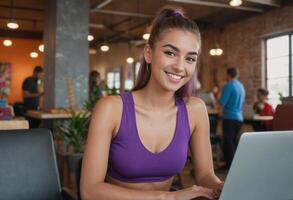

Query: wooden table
0;119;29;130
26;110;90;129
26;110;90;120
252;115;274;121
207;108;219;115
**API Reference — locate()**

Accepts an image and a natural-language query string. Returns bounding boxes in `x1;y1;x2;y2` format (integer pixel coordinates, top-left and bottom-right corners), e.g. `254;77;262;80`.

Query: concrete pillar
44;0;89;110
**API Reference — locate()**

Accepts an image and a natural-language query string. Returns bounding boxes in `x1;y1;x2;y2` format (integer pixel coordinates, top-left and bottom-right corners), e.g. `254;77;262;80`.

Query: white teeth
166;72;182;80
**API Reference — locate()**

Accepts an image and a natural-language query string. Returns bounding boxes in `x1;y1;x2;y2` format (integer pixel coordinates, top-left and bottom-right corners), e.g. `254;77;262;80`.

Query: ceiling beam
89;23;105;29
245;0;280;7
0;29;43;40
108;17;133;29
90;9;154;18
90;0;112;9
0;16;43;22
167;0;264;12
0;5;43;12
93;20;149;45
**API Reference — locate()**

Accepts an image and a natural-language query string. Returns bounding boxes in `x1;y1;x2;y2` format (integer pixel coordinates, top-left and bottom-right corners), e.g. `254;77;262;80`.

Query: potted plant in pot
54;110;90;153
54;109;90;185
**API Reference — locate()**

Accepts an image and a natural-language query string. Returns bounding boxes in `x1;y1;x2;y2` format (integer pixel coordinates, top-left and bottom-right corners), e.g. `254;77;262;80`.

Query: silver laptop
219;131;293;200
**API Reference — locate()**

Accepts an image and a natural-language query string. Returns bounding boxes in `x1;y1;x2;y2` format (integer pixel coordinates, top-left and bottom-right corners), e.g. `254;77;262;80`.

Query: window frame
265;31;293;99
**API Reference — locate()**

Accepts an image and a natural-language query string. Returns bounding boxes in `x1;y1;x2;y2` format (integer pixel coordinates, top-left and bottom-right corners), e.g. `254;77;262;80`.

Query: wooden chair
272;104;293;131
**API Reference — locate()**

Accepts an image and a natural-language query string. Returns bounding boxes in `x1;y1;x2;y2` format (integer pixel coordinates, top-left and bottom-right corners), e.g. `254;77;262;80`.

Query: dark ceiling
0;0;288;47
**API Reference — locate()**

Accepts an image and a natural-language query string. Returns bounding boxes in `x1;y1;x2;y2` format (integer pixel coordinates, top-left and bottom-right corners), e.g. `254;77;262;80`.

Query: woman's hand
211;182;224;199
168;185;216;200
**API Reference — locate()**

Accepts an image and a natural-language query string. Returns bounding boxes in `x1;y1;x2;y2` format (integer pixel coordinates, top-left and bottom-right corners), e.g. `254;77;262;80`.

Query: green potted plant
54;109;90;176
54;110;90;194
54;110;90;154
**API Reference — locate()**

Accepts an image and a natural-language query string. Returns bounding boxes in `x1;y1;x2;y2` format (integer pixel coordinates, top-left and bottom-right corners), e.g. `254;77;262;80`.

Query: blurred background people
219;67;245;169
87;70;103;110
22;66;44;128
253;88;274;131
197;90;217;109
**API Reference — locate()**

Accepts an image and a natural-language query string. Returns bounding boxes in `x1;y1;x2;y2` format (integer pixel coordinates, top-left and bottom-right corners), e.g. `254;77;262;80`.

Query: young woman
88;70;103;109
80;7;223;200
253;88;274;131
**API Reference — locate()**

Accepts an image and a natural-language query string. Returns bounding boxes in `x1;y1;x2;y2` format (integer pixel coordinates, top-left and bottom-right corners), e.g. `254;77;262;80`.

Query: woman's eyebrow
162;44;198;55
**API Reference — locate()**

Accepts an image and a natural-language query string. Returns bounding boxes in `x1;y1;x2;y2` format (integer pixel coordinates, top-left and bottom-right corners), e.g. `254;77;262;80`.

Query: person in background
253;88;274;131
212;86;220;101
219;67;245;169
22;66;44;128
81;7;223;200
88;70;103;107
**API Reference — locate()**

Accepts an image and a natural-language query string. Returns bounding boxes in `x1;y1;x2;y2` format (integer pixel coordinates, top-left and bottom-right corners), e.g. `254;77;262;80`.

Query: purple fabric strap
107;92;191;183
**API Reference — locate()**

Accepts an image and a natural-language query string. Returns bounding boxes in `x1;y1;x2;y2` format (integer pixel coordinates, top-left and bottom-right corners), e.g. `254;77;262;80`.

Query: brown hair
257;88;269;96
89;70;100;97
132;7;201;100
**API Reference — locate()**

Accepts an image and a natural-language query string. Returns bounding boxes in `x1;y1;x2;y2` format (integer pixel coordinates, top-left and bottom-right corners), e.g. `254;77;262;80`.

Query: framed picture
0;62;11;99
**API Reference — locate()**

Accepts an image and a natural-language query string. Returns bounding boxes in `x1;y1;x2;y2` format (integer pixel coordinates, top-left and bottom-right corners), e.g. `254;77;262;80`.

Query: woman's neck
134;82;176;111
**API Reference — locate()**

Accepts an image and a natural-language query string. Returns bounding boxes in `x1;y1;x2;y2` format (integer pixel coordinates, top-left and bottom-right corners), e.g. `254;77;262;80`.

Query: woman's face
257;94;267;102
144;28;200;93
96;75;101;85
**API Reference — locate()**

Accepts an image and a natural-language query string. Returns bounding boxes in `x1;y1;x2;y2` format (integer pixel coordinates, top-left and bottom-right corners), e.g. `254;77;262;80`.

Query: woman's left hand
212;182;224;199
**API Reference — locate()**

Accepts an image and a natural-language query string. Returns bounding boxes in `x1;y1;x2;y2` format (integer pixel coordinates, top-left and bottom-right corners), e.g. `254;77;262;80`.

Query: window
124;64;135;91
107;72;120;89
265;33;293;107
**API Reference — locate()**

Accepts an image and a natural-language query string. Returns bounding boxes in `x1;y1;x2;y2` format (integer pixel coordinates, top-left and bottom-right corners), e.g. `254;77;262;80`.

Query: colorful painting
0;62;11;99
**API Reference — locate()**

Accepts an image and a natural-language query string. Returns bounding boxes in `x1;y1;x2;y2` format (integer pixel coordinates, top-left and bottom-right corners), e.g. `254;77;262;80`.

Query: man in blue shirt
219;67;245;169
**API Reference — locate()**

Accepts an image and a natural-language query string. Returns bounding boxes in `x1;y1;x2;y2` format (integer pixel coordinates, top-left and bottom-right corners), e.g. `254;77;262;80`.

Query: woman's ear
144;44;152;64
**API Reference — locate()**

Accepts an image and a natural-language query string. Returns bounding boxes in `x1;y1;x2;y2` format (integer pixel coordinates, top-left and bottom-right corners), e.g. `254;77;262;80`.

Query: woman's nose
173;57;185;72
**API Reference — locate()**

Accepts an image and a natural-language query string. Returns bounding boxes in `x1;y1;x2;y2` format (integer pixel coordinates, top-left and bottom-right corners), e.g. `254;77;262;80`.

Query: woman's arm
187;97;223;189
80;96;215;200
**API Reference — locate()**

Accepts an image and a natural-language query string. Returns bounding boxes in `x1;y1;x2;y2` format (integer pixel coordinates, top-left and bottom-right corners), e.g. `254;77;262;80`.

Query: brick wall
199;3;293;105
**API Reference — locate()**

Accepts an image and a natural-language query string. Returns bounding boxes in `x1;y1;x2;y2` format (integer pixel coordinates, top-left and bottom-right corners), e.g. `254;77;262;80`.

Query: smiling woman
80;6;223;200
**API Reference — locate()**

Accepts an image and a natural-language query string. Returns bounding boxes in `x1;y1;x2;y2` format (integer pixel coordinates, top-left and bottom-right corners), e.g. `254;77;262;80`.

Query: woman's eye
186;57;196;63
164;51;175;57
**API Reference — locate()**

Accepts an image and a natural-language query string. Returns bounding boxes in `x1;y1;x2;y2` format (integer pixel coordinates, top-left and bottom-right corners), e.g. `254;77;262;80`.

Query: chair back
0;129;62;200
272;104;293;131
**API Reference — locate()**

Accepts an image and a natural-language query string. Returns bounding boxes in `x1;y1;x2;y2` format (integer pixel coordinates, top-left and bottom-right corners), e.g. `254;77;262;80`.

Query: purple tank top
107;92;191;183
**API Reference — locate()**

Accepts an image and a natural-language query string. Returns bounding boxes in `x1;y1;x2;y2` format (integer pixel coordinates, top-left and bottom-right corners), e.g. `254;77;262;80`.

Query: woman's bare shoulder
185;96;207;113
92;95;123;119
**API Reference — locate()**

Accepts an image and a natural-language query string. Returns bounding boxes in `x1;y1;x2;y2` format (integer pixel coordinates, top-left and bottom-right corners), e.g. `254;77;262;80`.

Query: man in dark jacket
22;66;44;128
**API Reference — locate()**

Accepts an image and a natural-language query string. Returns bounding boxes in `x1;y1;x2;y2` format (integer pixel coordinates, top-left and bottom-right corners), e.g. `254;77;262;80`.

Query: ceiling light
38;44;44;52
229;0;242;7
3;39;13;46
215;48;223;56
30;52;38;58
209;49;216;56
209;48;224;56
100;45;109;52
7;19;19;29
89;48;97;54
87;35;94;41
142;33;150;40
126;57;134;64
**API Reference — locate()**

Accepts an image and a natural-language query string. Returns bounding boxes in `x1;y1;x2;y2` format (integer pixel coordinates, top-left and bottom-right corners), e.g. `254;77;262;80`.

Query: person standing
219;67;245;169
22;66;44;128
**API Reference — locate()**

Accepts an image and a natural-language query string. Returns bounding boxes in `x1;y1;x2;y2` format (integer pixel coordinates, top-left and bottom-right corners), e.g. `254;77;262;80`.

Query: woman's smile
165;71;185;83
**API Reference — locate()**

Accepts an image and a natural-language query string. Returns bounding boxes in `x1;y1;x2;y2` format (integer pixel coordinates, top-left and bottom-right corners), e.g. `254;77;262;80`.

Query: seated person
197;90;217;109
253;88;274;131
80;7;223;200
